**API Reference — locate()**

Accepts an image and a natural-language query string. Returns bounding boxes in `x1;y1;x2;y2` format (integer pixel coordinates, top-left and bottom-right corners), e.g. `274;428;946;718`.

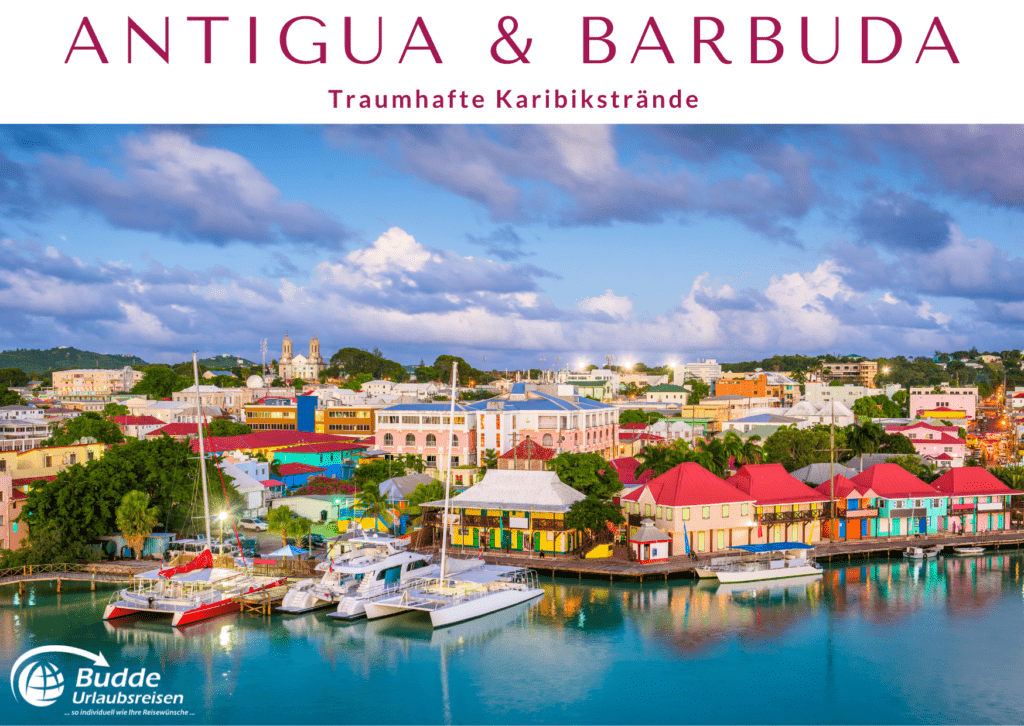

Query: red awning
159;548;213;578
951;503;976;511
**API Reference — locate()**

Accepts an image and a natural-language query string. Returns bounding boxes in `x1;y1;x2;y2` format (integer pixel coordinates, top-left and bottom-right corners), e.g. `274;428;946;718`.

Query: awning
730;542;814;553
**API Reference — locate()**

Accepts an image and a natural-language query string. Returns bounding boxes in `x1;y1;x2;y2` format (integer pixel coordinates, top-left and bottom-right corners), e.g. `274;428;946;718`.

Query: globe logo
17;660;64;707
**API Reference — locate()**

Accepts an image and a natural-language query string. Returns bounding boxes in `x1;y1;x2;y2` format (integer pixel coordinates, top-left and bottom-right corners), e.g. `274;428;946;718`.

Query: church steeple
281;334;293;363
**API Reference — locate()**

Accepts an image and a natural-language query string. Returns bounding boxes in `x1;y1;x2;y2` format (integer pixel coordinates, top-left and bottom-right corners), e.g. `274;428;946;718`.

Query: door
697;532;706;552
838;520;846;538
502;530;511;549
919;517;927;535
716;530;725;550
516;531;522;550
473;529;479;547
999;514;1005;530
861;519;868;537
893;519;900;536
773;525;781;542
988;515;993;531
534;532;541;551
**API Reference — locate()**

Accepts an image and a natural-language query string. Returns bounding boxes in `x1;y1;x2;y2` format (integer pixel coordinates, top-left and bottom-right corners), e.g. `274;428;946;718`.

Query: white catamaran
362;362;544;628
704;542;824;584
103;353;285;627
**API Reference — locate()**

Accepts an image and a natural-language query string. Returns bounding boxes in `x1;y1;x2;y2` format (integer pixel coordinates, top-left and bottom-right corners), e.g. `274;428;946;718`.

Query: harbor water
3;552;1024;724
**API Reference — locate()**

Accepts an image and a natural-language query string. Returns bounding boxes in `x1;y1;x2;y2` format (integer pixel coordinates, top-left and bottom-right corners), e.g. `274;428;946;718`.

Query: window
542;434;553;447
383;433;394;446
496;416;501;430
496;433;501;449
932;499;940;508
681;507;690;521
44;456;52;467
666;508;673;520
405;434;416;446
702;506;710;520
722;505;729;518
645;504;652;516
426;434;436;447
452;435;459;448
401;416;420;424
741;503;748;516
426;455;437;467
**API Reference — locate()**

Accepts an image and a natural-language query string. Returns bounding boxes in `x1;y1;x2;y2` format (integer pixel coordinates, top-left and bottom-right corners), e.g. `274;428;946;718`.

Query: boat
709;543;824;584
103;353;285;627
278;532;432;616
361;362;544;628
903;546;938;559
694;555;741;579
952;545;985;555
715;573;824;598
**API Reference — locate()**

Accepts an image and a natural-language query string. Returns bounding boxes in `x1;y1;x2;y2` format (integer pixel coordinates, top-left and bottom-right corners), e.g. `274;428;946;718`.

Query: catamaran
103;353;285;627
279;531;432;616
361;362;544;628
704;542;824;584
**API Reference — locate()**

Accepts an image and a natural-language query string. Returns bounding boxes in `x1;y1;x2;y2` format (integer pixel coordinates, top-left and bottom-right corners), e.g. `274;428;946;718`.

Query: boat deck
231;585;291;615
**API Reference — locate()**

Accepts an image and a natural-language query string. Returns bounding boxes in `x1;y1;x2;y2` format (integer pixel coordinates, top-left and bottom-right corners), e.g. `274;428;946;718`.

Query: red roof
609;457;653;487
726;464;830;506
919;406;966;413
932;468;1018;497
622;462;753;506
276;442;370;454
261;479;286;488
189;431;359;455
927;453;955;461
619;432;666;442
12;475;57;487
11;488;28;500
148;423;200;437
498;438;556;461
885;422;958;434
816;475;864;499
619;423;649;430
851;463;937;498
111;415;164;426
277;463;327;476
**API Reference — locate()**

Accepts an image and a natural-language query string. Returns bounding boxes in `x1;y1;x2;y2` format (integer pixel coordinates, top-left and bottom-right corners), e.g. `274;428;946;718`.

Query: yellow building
315;406;378;436
52;368;143;395
0;442;107;481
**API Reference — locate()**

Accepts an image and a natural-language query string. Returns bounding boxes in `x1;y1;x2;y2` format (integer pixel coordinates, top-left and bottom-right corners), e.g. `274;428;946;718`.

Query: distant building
277;334;325;381
51;367;143;395
908;384;977;420
823;361;878;387
644;384;689;404
674;360;722;385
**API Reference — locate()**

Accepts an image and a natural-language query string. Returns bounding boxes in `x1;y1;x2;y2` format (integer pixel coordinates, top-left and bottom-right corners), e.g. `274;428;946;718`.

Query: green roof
574;380;608;387
647;384;688;392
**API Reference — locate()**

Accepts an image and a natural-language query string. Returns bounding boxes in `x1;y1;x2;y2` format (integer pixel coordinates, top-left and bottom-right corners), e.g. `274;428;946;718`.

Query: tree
43;411;124;446
878;432;916;455
102;402;130;418
548;452;621;500
404;480;446;524
0;367;29;388
634;444;679;479
206;419;253;437
685;378;710;405
762;425;846;472
433;355;486;386
357;481;394;526
341;372;374;392
735;436;763;467
564;497;624;541
415;365;440;382
116;491;161;560
989;466;1024;490
480;448;499;470
884;455;938;482
619;409;662;425
351;458;399;488
400;453;426;474
266;506;304;547
0;388;23;406
848;421;884;470
132;367;191;399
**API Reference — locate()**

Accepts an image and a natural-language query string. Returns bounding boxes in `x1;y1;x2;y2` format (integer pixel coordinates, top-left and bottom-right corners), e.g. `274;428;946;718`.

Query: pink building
933;468;1020;534
374;403;478;470
726;464;831;545
908;387;976;420
884;422;966;468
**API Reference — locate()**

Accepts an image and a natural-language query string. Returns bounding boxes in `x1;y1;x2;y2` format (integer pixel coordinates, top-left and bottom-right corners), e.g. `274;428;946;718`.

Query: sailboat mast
439;362;458;581
192;352;213;546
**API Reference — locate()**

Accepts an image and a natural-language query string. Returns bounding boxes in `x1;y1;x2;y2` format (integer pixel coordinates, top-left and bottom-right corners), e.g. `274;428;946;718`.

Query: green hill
0;347;148;375
199;354;258;369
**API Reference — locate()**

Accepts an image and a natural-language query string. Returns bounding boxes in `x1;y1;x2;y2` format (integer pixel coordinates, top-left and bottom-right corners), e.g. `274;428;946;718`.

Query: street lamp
218;511;227;546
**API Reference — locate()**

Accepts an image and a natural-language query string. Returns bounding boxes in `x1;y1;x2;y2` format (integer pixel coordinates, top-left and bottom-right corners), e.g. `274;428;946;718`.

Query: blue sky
2;124;1023;369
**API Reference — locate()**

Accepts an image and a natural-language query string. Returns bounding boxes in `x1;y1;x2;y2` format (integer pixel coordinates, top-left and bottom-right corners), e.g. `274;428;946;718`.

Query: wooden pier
473;530;1024;583
232;585;291;615
0;562;146;594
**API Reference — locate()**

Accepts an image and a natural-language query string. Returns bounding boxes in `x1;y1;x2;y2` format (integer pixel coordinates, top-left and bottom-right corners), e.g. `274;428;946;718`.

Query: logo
10;646;108;708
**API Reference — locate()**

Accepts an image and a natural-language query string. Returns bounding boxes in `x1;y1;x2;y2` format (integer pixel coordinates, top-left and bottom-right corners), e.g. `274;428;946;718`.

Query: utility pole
814;405;851;545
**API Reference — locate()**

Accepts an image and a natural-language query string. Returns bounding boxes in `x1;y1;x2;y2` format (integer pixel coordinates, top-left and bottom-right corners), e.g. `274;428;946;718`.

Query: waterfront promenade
471;529;1024;582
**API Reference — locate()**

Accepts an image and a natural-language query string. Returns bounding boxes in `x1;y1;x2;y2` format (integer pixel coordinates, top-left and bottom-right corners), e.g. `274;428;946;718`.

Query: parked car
300;533;326;549
241;538;260;557
239;517;268;532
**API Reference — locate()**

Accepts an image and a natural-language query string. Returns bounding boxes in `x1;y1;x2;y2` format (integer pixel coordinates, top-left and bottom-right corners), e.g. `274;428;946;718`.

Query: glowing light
218;511;227;521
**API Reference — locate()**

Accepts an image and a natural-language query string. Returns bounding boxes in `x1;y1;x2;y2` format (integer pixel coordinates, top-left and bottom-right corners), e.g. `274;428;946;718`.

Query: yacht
361;362;545;628
903;545;941;559
280;532;432;616
708;543;823;584
103;353;285;627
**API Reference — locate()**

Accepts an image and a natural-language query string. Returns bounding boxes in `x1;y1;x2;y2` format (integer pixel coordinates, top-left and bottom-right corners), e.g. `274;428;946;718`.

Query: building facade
908;385;978;420
278;334;325;381
823;361;879;387
51;367;144;395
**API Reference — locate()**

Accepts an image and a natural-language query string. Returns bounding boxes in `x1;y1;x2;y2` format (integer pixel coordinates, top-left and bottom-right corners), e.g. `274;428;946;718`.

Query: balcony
845;508;879;518
760;509;815;524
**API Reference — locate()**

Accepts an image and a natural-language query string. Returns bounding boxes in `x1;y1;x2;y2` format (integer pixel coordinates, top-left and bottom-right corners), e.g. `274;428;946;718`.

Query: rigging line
198;410;248;569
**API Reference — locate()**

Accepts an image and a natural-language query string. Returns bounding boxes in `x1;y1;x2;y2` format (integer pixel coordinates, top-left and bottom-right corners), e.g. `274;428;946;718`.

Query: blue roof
511;382;528;395
465;390;614;413
731;542;814;553
381;403;472;412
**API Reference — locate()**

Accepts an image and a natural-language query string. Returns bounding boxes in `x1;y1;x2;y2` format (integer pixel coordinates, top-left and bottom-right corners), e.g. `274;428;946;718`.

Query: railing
760;509;816;524
463;515;502;527
0;562;140;582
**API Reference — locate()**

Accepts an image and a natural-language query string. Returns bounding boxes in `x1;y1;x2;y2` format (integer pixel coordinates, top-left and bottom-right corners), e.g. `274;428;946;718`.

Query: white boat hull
715;564;823;584
953;546;985;555
694;567;718;579
429;587;544;628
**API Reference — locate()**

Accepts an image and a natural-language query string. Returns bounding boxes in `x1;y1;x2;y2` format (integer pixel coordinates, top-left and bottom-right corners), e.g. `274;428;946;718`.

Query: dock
472;530;1024;583
232;585;291;615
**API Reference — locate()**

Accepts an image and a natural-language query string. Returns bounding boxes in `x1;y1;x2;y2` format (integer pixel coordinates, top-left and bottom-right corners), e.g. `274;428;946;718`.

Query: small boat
694;555;740;579
953;546;985;555
903;546;938;559
707;543;823;584
715;573;824;598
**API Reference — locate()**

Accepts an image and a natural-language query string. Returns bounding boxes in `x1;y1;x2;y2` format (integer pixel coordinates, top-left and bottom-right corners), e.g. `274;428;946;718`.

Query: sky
2;124;1024;370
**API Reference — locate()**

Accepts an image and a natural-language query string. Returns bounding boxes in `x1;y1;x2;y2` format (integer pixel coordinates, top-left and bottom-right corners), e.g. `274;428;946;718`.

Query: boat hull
430;587;544;628
953;547;985;555
694;567;718;579
715;565;823;584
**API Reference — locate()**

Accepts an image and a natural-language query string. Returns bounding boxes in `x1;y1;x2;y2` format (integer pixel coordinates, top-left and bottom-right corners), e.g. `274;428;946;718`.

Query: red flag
159;548;213;579
757;517;763;539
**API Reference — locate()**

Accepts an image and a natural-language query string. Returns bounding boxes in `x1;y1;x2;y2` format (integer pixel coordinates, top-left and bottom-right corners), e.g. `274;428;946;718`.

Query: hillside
0;347;148;374
198;354;258;369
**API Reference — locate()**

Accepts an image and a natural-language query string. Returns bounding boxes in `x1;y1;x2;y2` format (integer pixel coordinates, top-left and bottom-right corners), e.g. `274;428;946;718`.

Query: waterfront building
273;441;372;479
850;463;945;537
0;473;27;550
725;464;831;544
629;518;671;563
421;469;585;554
790;462;861;486
932;467;1020;533
609;457;653;491
816;474;882;539
621;462;756;555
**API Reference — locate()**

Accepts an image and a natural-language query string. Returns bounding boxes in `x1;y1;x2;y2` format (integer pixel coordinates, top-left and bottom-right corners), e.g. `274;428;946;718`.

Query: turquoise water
3;552;1024;724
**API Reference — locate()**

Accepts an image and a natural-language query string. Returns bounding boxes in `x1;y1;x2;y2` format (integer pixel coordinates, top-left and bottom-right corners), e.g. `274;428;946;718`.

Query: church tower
281;334;293;363
309;335;323;364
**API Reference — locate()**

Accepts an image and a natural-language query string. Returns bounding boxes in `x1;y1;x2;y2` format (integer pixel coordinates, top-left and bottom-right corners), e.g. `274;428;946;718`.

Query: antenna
260;339;268;377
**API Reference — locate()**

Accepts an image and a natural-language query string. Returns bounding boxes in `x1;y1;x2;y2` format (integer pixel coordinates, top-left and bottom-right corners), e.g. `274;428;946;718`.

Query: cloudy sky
2;124;1023;369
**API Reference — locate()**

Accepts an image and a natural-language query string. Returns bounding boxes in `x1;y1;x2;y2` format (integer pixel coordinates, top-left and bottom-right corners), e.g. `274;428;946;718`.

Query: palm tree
401;453;426;474
697;438;730;477
404;480;446;524
357;481;394;527
720;430;746;472
266;506;296;547
635;444;675;479
848;421;884;471
735;436;762;467
480;448;499;471
116;491;160;560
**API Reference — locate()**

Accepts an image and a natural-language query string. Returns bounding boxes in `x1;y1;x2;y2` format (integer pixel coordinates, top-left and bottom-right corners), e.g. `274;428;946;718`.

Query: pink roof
498;438;556;461
927;453;955;461
726;464;830;506
619;423;649;430
619;432;665;442
907;433;965;445
622;462;753;506
932;468;1018;497
149;423;200;437
276;442;370;454
610;457;653;487
277;463;327;476
885;422;958;434
260;479;285;489
111;415;164;426
851;463;937;498
919;406;964;413
189;431;358;455
816;475;864;499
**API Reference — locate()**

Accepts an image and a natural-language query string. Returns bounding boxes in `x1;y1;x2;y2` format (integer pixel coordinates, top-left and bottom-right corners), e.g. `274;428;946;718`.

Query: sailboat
363;362;544;628
103;353;286;627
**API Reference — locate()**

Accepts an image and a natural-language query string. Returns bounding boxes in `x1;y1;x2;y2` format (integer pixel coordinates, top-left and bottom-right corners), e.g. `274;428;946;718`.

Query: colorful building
273;441;372;479
621;462;756;555
375;402;478;470
725;464;831;545
1;473;28;551
630;518;671;563
932;467;1020;534
908;385;977;420
851;463;945;536
110;415;166;439
497;438;556;471
714;374;767;398
816;474;881;539
422;470;585;554
884;422;966;468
